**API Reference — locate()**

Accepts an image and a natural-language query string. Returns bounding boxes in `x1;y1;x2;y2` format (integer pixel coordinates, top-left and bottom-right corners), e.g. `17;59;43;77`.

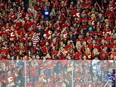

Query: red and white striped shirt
32;34;39;47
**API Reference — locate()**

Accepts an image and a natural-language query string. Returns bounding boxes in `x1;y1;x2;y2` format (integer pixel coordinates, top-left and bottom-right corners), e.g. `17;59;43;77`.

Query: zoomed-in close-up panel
0;60;25;87
0;60;115;87
26;60;73;87
0;0;116;87
73;60;116;87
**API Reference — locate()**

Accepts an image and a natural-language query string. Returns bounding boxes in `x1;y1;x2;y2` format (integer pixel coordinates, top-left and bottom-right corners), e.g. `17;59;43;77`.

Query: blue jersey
107;73;115;81
42;9;50;19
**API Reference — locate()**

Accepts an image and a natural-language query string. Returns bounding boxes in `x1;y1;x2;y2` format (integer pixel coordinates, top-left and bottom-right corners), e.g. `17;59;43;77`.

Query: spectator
0;0;115;60
105;69;115;87
41;6;50;19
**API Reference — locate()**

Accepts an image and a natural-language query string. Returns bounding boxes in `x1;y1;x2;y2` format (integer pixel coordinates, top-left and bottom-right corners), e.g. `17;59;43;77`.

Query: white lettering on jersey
8;77;13;83
11;32;14;36
45;12;49;15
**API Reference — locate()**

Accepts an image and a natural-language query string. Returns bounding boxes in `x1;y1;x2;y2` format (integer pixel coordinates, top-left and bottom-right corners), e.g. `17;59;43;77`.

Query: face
45;42;49;46
36;55;40;59
114;56;116;60
32;55;35;59
8;71;11;76
27;78;30;82
85;48;90;53
76;41;81;45
83;55;86;60
86;33;89;37
101;39;105;44
2;63;5;68
11;43;14;47
29;42;32;46
93;48;98;53
82;41;86;46
7;55;10;59
109;69;113;73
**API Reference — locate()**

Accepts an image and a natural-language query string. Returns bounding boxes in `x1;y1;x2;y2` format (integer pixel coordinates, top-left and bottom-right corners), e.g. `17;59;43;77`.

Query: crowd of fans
74;60;116;87
0;1;115;87
0;0;116;60
0;60;25;87
0;60;115;87
26;60;72;87
26;60;116;87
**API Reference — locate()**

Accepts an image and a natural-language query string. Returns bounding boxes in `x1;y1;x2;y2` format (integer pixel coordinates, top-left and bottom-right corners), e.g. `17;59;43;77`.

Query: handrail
103;80;113;87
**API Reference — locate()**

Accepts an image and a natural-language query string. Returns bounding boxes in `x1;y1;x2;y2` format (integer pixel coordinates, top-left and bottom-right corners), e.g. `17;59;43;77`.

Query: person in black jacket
22;0;29;12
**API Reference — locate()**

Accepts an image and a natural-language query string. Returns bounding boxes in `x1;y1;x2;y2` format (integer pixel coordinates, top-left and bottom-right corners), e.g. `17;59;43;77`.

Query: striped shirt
32;34;39;47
